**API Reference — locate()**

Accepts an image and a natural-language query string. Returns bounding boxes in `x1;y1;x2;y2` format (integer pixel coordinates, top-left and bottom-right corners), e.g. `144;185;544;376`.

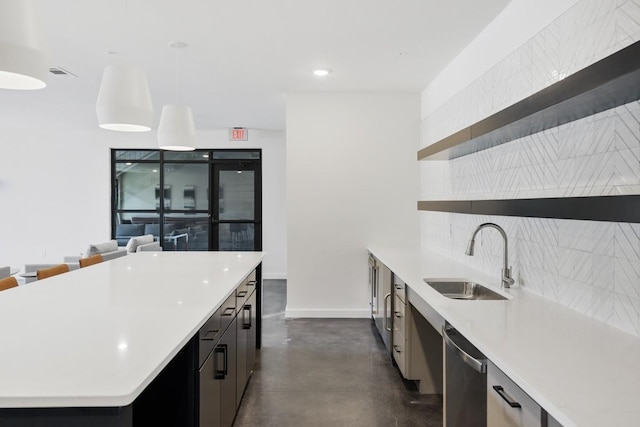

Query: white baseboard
262;273;287;280
284;307;370;319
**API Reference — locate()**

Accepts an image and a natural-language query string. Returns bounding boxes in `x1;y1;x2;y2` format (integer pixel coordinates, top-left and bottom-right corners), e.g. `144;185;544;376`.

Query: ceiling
1;0;511;131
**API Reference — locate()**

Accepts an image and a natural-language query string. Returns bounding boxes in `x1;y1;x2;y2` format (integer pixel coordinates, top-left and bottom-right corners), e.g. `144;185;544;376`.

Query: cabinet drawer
246;270;257;285
220;291;237;333
245;270;258;293
236;282;250;314
237;270;257;313
487;361;542;427
393;294;407;337
392;330;408;377
393;276;406;303
198;309;221;367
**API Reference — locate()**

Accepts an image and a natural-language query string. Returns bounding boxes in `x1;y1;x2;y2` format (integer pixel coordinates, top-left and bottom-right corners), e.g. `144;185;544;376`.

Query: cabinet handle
374;267;378;298
493;386;522;408
243;305;252;329
247;280;257;286
393;345;402;353
222;307;235;316
383;293;392;332
201;329;219;341
395;284;403;290
237;290;248;298
394;311;402;318
213;345;227;379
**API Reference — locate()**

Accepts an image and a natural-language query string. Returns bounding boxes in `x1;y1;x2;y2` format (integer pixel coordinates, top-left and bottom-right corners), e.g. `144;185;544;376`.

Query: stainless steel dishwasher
443;323;487;427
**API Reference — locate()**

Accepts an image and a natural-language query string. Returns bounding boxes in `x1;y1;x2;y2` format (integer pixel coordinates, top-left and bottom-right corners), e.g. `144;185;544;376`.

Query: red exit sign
230;127;248;141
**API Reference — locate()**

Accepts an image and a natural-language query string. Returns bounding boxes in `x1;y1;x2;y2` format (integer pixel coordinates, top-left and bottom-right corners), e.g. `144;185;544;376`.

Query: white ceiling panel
0;0;512;130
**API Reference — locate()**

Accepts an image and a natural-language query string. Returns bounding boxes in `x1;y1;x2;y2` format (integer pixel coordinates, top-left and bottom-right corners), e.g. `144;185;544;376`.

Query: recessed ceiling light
313;69;331;77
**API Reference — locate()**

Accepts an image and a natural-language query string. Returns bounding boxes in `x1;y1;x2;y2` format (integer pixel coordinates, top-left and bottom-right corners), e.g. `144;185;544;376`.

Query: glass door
113;149;261;252
212;161;261;251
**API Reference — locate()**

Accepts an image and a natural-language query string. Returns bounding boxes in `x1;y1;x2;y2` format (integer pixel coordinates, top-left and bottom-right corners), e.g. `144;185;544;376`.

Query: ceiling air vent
49;67;77;77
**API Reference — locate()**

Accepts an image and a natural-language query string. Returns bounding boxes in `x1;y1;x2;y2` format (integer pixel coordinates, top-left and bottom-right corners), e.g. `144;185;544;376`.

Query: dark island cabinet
197;269;259;427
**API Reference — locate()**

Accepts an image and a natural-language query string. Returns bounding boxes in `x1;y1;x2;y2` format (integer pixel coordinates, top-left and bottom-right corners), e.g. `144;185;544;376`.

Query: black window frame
111;148;262;251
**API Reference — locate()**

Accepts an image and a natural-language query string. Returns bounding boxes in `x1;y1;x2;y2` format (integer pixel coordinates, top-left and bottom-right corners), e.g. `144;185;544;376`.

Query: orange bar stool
36;264;70;280
0;276;18;291
79;254;103;268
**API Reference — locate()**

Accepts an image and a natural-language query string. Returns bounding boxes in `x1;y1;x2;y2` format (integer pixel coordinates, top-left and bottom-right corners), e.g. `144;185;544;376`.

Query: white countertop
368;246;640;427
0;251;264;408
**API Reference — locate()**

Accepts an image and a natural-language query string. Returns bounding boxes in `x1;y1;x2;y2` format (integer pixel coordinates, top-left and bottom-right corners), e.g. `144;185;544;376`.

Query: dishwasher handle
443;325;487;374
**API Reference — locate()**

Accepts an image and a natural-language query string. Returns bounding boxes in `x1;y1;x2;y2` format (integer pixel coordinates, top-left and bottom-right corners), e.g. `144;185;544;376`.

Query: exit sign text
230;127;248;141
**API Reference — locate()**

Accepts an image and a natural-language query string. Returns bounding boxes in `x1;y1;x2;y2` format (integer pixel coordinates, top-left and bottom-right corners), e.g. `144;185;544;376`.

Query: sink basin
424;279;509;301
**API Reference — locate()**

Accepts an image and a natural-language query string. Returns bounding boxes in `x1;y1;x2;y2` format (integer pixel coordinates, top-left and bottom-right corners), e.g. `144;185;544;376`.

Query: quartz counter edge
0;251;265;408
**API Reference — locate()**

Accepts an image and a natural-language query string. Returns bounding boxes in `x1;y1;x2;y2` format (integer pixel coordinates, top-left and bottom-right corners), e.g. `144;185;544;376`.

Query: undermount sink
424;279;509;301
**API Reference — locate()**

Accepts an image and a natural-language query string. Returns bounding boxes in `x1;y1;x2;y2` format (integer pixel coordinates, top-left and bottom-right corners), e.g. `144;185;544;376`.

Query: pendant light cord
170;41;186;104
123;0;128;63
175;43;178;104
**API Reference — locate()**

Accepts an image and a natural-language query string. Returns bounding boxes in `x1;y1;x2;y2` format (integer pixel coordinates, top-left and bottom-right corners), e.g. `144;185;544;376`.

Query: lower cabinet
219;318;238;427
199;317;237;427
246;290;258;377
392;276;443;394
198;270;259;427
199;347;221;427
236;300;248;408
236;289;257;406
487;361;542;427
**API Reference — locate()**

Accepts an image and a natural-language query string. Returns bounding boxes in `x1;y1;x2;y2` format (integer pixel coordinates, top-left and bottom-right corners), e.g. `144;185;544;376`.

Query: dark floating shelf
418;196;640;223
418;40;640;160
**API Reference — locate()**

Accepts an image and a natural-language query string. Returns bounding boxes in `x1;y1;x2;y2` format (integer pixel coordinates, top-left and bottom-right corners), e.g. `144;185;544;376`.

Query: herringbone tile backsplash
420;0;640;337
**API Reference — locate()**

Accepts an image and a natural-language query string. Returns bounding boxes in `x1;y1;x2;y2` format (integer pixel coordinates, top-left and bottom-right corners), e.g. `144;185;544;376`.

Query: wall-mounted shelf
418;40;640;160
418;196;640;223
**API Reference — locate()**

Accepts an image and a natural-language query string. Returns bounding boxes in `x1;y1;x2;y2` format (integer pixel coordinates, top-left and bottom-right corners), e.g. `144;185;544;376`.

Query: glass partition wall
112;149;261;252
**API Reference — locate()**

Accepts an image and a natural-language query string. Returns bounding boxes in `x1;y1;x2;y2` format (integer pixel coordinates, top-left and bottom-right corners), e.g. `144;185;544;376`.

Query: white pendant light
158;41;196;151
96;64;154;132
0;0;48;90
95;0;153;132
158;104;196;151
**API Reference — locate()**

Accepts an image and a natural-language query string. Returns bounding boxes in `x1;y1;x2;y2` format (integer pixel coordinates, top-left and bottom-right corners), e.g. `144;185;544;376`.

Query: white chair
85;240;127;261
137;241;163;252
126;234;155;253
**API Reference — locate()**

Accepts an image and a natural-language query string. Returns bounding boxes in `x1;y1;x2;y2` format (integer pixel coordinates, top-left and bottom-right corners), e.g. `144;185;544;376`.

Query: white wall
421;0;579;119
420;0;640;337
286;93;419;318
0;128;287;279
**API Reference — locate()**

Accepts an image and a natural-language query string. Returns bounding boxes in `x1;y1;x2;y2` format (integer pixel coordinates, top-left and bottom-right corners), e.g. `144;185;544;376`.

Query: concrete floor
234;280;443;427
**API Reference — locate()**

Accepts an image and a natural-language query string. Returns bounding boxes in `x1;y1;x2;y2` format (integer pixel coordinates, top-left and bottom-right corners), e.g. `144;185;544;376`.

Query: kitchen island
369;246;640;427
0;251;264;426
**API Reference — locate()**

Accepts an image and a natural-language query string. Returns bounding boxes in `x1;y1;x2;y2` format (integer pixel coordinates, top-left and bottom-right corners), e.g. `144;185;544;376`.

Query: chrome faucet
465;222;514;288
